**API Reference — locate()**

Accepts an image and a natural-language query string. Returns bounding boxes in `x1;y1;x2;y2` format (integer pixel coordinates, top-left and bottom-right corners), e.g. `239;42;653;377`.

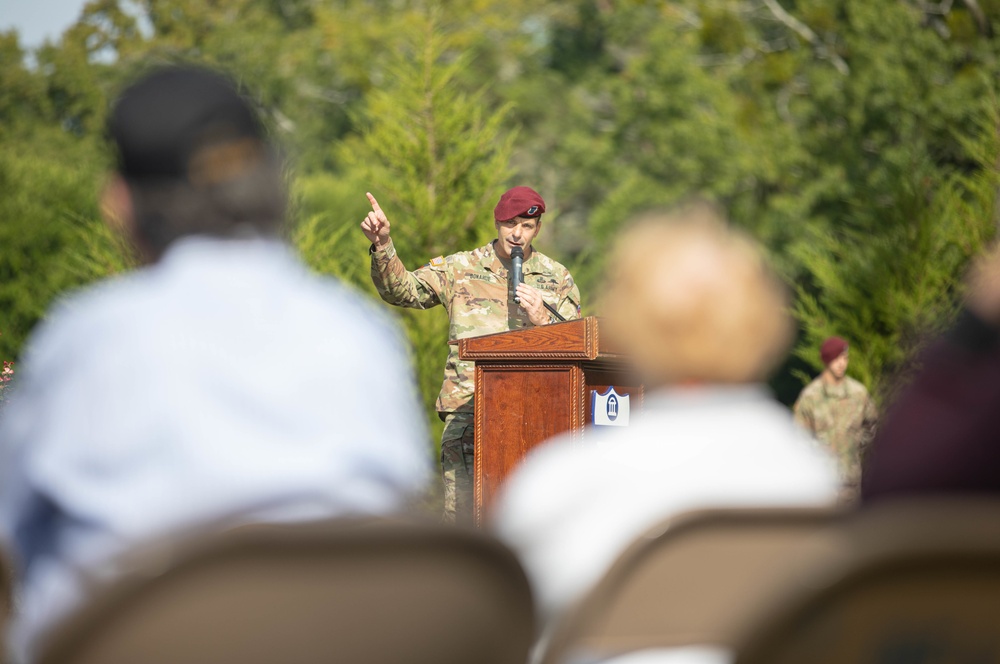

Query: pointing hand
361;192;392;250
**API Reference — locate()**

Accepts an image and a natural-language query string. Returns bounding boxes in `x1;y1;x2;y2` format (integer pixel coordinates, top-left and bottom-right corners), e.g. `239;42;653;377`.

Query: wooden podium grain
458;317;643;525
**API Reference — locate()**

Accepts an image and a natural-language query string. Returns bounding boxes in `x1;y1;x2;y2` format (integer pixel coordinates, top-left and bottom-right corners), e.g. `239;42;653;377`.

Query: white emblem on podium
592;387;630;427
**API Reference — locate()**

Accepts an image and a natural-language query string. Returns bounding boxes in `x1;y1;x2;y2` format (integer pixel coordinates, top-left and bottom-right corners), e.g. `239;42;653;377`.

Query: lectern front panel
474;363;583;523
462;317;641;525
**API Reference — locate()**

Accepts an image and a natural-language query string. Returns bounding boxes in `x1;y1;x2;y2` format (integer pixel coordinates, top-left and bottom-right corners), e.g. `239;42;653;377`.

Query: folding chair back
735;499;1000;664
38;519;536;664
541;506;846;664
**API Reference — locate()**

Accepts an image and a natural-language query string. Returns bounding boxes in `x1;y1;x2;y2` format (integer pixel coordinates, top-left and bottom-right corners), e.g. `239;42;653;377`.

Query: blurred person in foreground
792;336;878;496
0;65;431;662
863;243;1000;501
492;203;839;662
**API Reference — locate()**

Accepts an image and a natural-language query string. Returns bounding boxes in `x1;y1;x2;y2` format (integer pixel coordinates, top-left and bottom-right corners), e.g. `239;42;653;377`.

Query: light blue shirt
0;236;432;660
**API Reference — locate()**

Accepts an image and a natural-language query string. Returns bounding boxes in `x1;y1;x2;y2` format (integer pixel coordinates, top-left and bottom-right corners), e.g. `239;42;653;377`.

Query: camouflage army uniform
370;238;581;523
793;376;878;492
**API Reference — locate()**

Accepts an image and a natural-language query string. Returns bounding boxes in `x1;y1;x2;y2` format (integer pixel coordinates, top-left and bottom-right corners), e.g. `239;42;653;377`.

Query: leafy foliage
4;0;1000;416
0;130;109;359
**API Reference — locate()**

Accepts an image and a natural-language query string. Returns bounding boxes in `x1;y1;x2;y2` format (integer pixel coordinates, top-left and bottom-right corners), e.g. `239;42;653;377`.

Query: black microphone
511;246;524;303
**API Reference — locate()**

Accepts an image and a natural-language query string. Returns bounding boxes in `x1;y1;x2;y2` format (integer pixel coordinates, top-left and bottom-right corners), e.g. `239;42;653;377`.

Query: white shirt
0;236;431;661
492;385;839;630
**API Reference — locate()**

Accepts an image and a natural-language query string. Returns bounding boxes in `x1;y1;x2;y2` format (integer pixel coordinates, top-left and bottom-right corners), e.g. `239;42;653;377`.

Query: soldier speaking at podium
363;186;581;523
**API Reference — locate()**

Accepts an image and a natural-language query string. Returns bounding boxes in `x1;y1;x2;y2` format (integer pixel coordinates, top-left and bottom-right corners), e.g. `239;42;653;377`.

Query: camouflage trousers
440;411;475;525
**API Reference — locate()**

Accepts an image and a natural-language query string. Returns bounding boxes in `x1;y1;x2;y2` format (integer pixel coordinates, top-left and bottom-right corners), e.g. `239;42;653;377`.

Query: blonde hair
599;203;793;388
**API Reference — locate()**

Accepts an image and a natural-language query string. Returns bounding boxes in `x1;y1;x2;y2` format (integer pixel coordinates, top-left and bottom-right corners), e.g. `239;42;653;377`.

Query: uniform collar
484;241;505;275
820;379;851;399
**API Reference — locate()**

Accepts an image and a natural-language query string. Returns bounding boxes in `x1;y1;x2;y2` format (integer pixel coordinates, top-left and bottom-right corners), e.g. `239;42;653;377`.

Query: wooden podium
458;317;643;524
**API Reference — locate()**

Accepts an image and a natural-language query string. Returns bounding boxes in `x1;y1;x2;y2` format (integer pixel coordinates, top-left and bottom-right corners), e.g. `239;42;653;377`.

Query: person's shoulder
529;250;579;301
15;270;153;378
422;244;490;272
47;270;150;334
308;269;407;339
797;376;825;401
844;376;872;397
530;249;574;277
458;243;496;266
182;239;407;355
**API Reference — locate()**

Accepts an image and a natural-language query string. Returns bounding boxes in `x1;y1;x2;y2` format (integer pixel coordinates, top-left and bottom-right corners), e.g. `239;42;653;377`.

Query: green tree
302;8;517;441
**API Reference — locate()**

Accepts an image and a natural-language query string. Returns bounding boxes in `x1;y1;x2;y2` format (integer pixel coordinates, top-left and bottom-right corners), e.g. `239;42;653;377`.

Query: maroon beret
820;336;849;365
494;186;545;222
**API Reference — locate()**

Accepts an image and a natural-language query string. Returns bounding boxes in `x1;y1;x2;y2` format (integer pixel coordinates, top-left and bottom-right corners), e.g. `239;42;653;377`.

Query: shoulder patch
429;256;446;268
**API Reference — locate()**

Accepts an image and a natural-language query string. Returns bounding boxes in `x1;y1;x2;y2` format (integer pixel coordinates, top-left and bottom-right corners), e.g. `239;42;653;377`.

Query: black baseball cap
108;65;266;182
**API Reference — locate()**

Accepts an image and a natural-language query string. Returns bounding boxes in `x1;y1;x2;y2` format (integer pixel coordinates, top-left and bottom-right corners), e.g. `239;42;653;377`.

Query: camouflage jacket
793;375;878;486
370;239;581;414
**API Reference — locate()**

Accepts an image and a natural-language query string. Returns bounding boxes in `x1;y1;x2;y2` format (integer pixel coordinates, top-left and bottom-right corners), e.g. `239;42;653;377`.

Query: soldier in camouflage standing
361;186;582;524
793;336;878;496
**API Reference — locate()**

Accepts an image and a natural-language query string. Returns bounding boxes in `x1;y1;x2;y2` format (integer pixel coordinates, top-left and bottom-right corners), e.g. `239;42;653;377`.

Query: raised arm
364;192;448;311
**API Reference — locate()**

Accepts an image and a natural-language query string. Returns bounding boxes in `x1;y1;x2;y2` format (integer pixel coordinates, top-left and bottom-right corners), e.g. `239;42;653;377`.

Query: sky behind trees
0;0;91;48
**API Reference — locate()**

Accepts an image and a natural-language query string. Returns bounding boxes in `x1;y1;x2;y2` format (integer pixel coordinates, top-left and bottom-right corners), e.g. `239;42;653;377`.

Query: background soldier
793;336;878;495
362;186;581;524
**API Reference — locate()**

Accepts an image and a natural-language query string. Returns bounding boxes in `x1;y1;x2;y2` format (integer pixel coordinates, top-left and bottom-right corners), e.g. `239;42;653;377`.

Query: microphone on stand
511;246;524;303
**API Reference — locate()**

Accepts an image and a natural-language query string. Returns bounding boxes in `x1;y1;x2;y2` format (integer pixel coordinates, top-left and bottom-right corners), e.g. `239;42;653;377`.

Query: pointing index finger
366;192;382;214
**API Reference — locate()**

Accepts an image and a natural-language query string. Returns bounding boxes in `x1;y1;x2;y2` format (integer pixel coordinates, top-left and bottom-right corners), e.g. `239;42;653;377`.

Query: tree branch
916;0;954;15
960;0;993;37
761;0;850;75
